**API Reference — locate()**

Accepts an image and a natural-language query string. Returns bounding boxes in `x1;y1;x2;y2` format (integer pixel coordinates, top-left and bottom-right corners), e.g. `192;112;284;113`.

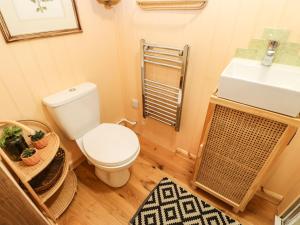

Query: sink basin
218;58;300;117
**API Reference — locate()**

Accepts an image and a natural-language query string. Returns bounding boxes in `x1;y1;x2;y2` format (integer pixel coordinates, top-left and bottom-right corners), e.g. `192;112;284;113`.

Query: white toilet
43;82;140;187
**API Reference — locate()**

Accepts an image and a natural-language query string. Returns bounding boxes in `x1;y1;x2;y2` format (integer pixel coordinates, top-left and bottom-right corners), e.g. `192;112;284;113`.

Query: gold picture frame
0;0;82;43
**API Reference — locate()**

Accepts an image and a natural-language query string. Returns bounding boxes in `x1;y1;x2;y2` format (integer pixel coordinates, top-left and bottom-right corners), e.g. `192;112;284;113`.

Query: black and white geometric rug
130;177;241;225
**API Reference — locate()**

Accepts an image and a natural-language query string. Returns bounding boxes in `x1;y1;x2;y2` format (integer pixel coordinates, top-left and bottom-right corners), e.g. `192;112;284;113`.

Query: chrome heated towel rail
141;39;189;131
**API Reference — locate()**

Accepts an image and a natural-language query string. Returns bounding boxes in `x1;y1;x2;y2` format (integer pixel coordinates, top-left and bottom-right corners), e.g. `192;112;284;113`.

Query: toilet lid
82;123;140;167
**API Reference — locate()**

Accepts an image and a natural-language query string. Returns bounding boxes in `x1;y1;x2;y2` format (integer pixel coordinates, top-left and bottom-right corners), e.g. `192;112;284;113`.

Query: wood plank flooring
58;138;277;225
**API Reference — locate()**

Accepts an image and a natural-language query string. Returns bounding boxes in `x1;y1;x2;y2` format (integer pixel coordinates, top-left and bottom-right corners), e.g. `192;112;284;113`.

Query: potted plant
29;130;48;149
0;126;28;161
21;148;41;166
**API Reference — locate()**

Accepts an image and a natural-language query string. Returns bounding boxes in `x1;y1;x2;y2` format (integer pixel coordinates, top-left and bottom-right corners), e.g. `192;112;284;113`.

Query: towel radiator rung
145;100;177;113
147;113;176;124
144;49;181;57
144;42;183;52
141;39;189;131
145;79;180;91
144;59;181;70
145;110;176;122
145;88;178;100
147;115;174;126
145;105;177;117
144;54;182;64
145;93;178;104
145;96;177;108
145;83;179;95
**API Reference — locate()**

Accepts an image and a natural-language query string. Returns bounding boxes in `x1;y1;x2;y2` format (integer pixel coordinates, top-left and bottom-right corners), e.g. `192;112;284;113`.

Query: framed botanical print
0;0;81;42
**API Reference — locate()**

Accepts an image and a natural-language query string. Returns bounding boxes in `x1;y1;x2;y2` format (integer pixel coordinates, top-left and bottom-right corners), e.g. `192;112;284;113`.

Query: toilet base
95;167;130;188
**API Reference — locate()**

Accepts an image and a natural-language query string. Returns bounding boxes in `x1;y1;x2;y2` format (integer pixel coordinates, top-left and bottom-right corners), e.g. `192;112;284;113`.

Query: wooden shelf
0;120;76;223
39;153;69;203
46;170;77;219
0;132;60;182
137;0;207;10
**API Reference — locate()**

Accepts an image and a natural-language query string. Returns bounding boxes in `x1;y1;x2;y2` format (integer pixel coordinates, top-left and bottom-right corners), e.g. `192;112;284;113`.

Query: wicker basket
29;148;65;193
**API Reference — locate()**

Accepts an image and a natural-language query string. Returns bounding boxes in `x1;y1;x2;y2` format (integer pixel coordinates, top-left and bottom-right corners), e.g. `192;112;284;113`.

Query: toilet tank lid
43;82;97;108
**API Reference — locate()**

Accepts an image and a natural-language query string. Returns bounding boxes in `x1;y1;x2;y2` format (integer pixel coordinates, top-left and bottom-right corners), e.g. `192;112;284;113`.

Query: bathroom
0;0;300;224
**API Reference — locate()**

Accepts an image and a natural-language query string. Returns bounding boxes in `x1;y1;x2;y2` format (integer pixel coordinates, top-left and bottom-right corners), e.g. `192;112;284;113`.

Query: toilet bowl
76;123;140;187
42;82;140;187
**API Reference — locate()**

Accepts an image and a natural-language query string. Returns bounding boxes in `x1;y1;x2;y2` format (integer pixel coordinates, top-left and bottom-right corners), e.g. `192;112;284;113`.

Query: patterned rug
130;177;241;225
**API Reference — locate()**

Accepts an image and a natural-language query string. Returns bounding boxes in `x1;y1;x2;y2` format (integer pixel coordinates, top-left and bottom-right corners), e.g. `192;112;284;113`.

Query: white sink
218;58;300;117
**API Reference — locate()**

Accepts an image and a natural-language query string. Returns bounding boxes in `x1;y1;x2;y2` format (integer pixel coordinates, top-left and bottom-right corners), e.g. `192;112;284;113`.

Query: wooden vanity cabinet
192;95;299;212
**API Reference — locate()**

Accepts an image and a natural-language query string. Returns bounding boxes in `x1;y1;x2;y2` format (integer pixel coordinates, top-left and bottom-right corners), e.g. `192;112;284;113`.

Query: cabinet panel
0;161;50;225
193;96;298;212
197;105;287;204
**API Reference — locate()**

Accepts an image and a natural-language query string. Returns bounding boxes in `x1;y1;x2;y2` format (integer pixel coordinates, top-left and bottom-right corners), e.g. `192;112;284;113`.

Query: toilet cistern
262;40;279;66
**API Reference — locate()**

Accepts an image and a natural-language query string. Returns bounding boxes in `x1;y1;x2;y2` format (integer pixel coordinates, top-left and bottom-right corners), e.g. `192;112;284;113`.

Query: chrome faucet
262;40;279;66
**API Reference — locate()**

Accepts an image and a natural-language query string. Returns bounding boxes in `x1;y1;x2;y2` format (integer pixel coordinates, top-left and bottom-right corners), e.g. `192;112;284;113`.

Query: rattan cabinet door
194;103;291;212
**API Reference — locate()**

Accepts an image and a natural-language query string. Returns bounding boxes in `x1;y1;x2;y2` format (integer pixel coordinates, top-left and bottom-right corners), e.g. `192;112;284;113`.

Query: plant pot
4;135;28;161
21;149;41;166
32;136;48;149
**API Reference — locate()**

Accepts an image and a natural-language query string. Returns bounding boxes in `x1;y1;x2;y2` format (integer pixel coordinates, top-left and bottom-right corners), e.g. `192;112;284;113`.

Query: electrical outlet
132;99;138;109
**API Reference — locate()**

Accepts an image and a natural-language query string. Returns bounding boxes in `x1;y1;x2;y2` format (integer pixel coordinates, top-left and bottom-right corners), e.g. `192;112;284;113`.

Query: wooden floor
58;138;277;225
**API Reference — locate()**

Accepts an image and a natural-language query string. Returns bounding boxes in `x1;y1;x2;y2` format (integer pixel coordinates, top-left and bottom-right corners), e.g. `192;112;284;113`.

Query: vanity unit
192;58;300;212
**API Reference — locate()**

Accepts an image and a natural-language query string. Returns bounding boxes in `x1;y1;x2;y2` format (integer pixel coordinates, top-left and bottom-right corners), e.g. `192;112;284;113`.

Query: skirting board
175;148;197;160
256;188;283;205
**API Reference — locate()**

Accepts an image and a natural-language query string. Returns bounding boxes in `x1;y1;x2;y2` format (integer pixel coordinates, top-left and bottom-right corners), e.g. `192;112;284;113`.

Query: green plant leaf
29;130;45;141
21;148;35;158
0;138;5;148
0;126;22;148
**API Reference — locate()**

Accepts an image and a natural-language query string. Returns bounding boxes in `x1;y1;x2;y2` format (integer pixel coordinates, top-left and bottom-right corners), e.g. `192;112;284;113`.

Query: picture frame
0;0;82;43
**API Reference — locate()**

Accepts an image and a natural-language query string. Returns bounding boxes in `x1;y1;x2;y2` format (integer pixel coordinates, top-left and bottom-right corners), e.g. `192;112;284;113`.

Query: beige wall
0;0;299;198
0;0;125;164
115;0;300;196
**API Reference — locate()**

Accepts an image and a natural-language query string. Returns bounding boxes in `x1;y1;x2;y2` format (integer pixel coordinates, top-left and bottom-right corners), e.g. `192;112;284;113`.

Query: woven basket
29;148;65;193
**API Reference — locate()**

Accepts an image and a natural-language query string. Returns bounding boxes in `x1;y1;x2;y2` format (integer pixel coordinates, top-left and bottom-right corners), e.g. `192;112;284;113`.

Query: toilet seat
82;123;140;167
